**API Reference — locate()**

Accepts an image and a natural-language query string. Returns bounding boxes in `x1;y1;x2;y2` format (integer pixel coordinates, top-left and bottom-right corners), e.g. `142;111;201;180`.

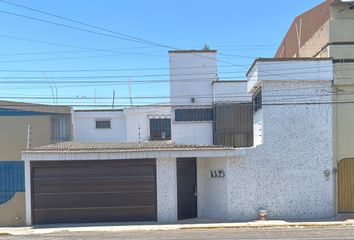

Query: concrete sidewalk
1;218;354;236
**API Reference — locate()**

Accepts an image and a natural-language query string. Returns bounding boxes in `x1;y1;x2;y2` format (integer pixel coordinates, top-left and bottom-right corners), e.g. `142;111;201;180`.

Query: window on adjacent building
175;108;213;122
95;120;111;129
253;87;262;112
149;118;171;140
51;116;71;142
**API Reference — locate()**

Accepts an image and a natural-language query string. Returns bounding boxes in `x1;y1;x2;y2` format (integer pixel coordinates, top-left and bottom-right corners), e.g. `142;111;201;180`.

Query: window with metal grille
253;87;262;112
51;116;71;142
149;118;171;140
175;108;213;122
95;120;111;129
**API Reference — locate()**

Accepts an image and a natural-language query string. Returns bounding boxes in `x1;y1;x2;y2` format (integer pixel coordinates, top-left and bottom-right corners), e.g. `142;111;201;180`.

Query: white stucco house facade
73;50;252;146
73;106;171;143
217;58;335;220
22;51;336;225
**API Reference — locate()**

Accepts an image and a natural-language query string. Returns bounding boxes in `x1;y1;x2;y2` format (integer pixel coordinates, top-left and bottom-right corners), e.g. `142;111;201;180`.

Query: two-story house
0;101;72;226
73;50;253;148
21;53;337;225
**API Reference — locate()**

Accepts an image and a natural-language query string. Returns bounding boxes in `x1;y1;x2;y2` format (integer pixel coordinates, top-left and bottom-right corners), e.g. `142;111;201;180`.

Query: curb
0;233;11;236
1;221;354;236
180;222;354;230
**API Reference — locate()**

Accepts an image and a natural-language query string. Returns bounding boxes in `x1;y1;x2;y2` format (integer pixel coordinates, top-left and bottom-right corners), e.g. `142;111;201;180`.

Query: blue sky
0;0;324;108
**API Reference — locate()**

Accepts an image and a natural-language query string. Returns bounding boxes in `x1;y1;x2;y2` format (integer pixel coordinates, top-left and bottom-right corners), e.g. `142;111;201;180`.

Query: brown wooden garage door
338;159;354;213
31;159;157;224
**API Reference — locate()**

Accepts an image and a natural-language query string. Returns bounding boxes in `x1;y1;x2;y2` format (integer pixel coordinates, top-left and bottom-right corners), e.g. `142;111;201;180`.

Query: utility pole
26;124;32;149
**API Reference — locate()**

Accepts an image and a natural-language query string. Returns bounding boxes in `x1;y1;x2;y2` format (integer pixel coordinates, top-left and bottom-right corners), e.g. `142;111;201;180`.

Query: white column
196;157;205;218
156;158;177;223
24;160;32;226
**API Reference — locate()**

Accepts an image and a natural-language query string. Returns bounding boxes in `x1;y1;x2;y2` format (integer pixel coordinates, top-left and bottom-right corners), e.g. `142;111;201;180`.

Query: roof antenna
42;72;55;105
202;44;210;50
112;90;116;109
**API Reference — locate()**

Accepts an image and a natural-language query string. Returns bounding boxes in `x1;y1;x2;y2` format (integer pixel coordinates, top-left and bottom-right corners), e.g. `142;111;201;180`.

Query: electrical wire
0;60;352;73
0;65;350;83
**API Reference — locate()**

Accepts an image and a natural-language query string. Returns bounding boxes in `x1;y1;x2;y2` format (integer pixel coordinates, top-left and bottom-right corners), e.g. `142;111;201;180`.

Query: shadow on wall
0;161;25;226
0;192;25;226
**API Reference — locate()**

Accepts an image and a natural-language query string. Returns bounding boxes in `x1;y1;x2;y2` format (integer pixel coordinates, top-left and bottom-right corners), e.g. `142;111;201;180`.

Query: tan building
0;101;72;226
275;0;354;213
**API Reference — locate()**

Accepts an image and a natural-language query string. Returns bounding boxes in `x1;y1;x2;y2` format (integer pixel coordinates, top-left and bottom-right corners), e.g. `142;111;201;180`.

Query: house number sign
210;169;225;178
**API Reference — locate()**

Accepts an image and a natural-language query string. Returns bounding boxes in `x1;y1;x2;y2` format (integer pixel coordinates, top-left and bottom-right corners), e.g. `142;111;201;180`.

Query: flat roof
75;109;123;112
23;141;234;154
212;80;247;84
0;100;71;114
169;50;217;54
332;0;353;6
246;57;333;76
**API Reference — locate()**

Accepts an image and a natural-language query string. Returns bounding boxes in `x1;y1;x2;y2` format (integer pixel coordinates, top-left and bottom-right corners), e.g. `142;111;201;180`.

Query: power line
0;65;347;82
0;71;235;79
0;0;171;48
0;52;167;63
0;47;325;58
0;34;244;67
0;0;338;80
0;92;340;100
0;47;166;56
0;33;98;50
0;65;234;72
0;100;353;108
0;10;161;46
0;5;343;86
0;0;330;53
0;86;346;102
0;85;335;97
0;4;243;68
0;60;350;73
218;53;258;59
0;33;169;59
0;61;347;78
0;34;334;79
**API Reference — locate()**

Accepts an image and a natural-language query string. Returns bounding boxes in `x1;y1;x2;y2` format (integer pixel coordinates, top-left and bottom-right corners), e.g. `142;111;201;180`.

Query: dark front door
31;159;157;225
177;158;197;220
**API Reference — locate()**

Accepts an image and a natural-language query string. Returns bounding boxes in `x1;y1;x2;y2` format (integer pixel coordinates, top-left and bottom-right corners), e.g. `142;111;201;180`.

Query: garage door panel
32;165;155;179
31;159;155;167
31;159;157;224
34;206;156;225
33;191;156;209
33;177;155;194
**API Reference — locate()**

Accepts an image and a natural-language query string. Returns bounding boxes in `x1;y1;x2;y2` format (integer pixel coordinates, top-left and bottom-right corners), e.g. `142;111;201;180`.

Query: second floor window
175;108;213;122
95;120;111;129
51;116;71;142
253;87;262;112
150;118;171;140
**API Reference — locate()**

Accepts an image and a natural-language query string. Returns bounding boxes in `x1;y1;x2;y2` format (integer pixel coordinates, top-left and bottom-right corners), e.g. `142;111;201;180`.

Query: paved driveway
3;226;354;240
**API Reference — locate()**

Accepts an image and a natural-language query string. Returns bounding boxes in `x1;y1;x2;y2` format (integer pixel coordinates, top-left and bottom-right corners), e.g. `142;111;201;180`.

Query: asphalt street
3;226;354;240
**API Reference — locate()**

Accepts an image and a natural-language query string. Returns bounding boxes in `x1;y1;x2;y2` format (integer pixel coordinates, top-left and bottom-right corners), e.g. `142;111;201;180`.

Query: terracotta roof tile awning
23;141;235;154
